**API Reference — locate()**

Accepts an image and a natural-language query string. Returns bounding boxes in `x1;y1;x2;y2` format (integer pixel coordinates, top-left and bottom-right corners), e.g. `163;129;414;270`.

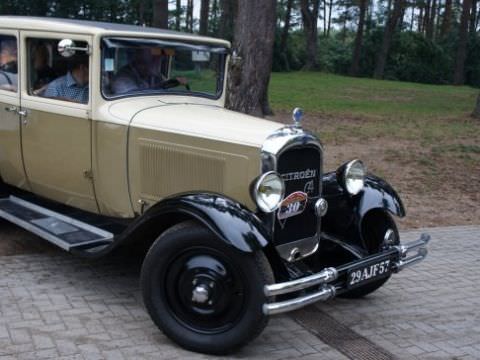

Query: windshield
101;37;228;100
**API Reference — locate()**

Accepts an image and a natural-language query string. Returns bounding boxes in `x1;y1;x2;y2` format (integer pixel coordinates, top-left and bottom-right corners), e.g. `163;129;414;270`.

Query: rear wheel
140;221;273;355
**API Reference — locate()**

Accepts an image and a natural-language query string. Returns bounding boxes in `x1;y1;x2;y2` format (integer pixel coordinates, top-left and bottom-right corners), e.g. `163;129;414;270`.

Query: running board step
0;196;114;251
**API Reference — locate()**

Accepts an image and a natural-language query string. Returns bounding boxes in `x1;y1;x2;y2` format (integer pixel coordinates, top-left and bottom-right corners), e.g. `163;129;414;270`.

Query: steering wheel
158;78;190;91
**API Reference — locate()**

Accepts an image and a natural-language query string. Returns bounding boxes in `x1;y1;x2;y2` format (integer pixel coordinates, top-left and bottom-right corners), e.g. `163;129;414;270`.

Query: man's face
74;64;89;86
0;42;17;66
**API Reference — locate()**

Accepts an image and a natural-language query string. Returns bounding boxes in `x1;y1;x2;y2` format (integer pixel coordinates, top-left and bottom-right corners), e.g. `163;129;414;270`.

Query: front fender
140;193;270;253
322;172;405;247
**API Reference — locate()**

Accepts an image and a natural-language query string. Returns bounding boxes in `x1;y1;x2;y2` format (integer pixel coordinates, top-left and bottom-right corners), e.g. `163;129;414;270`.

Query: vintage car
0;17;430;354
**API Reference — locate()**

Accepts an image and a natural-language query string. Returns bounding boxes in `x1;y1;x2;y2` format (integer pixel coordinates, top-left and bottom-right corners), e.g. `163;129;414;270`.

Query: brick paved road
316;226;480;360
0;223;478;359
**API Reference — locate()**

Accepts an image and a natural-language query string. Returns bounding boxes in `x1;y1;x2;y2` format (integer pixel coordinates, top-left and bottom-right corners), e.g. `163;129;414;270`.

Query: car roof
0;16;230;47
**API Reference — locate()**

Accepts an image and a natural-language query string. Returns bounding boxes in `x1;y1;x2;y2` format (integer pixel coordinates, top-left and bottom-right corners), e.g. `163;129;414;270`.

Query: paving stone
0;225;478;359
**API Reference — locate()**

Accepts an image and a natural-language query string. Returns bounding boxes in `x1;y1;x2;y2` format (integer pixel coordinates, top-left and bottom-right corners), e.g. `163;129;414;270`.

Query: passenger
0;38;17;73
32;43;57;90
43;55;89;104
111;48;187;95
0;38;18;91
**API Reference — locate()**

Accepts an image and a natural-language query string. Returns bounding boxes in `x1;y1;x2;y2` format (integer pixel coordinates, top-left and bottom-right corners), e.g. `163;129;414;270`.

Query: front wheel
340;211;399;299
140;221;273;355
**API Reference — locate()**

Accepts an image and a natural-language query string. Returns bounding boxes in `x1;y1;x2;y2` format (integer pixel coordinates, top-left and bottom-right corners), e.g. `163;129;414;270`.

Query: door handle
4;106;17;113
17;110;28;117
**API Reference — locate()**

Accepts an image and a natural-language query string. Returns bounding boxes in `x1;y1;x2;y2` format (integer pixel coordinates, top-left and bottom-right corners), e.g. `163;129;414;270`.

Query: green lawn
269;72;480;145
269;72;478;119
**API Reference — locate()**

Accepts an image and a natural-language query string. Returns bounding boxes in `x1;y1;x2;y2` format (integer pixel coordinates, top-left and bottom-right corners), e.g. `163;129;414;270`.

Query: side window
0;35;18;93
27;38;89;104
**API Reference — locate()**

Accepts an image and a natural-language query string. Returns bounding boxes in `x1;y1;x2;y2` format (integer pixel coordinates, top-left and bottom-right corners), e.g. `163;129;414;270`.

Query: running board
0;196;114;251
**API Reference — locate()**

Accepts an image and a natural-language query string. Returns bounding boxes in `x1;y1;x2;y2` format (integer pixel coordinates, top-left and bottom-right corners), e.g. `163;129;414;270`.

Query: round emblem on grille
278;191;308;220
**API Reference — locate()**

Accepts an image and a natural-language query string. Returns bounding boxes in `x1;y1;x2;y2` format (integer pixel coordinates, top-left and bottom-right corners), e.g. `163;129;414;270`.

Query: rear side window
0;35;18;93
27;38;90;104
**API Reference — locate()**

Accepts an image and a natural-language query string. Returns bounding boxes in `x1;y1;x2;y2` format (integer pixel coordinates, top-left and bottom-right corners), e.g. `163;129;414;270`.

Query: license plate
347;257;392;289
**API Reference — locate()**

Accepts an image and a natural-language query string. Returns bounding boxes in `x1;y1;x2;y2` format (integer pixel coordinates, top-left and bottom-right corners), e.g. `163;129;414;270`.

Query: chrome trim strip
0;196;114;251
264;267;338;297
9;196;114;240
263;285;336;315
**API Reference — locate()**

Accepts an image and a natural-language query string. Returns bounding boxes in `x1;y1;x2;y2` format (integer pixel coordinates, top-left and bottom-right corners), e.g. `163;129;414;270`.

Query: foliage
1;0;480;89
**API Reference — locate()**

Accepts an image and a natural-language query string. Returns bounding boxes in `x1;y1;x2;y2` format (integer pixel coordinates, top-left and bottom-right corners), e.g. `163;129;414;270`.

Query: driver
111;48;187;95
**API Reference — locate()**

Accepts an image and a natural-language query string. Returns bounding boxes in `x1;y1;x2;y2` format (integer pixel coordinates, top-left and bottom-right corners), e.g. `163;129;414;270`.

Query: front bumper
263;233;430;315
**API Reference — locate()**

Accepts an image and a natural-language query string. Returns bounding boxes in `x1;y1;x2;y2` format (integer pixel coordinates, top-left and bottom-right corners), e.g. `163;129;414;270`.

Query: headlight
252;171;285;213
342;159;366;195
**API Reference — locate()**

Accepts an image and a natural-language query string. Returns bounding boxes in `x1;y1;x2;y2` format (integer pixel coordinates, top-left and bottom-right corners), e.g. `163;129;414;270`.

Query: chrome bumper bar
263;233;430;315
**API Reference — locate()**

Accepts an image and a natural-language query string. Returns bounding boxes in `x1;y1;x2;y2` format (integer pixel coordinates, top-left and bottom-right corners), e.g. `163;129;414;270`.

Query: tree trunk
138;0;145;25
470;0;478;33
186;0;193;32
374;0;406;79
441;0;452;36
200;0;210;35
323;0;327;36
423;0;431;35
280;0;294;71
219;0;236;41
418;6;424;32
175;0;181;30
350;0;368;76
410;3;415;31
227;0;276;117
473;93;480;118
426;0;436;39
300;0;321;70
327;0;334;36
152;0;169;29
453;0;473;85
387;0;393;18
477;3;480;30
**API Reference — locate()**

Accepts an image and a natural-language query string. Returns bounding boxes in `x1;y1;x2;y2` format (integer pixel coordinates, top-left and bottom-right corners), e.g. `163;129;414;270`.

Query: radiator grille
275;146;321;245
139;142;225;198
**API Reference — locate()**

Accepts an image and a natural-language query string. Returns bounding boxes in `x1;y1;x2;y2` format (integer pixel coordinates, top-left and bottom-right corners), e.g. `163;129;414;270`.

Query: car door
19;31;98;213
0;30;29;190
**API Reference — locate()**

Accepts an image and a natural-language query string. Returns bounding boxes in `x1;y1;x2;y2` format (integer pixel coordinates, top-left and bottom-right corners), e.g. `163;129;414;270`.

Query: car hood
128;103;283;147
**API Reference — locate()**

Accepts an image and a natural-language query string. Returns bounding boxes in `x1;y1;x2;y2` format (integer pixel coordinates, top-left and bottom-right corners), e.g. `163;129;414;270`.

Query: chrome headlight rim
252;171;286;213
342;159;366;196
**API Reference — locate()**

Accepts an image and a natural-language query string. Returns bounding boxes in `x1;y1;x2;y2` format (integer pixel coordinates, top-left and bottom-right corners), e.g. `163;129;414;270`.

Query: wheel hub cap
191;284;210;304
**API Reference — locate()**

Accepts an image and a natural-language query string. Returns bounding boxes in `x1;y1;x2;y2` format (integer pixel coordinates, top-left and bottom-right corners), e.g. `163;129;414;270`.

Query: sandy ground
271;112;480;229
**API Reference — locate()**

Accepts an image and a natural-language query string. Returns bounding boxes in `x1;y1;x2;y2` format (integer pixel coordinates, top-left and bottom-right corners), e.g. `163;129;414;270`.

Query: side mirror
58;39;90;58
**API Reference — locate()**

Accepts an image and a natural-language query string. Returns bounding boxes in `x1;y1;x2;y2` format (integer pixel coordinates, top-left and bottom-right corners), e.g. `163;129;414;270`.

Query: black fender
121;193;271;254
321;171;405;253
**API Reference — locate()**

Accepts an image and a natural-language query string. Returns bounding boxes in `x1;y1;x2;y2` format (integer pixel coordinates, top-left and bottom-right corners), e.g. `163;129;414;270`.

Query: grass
171;69;218;94
269;72;478;119
269;72;480;144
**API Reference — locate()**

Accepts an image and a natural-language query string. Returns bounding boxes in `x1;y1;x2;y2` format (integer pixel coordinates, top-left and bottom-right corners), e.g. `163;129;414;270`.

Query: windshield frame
100;36;229;101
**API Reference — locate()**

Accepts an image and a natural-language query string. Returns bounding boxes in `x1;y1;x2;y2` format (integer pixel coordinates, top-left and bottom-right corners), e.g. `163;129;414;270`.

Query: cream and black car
0;17;430;354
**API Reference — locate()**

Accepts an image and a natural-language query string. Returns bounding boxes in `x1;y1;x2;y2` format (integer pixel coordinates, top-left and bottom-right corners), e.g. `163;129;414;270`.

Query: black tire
340;211;399;299
140;221;273;355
